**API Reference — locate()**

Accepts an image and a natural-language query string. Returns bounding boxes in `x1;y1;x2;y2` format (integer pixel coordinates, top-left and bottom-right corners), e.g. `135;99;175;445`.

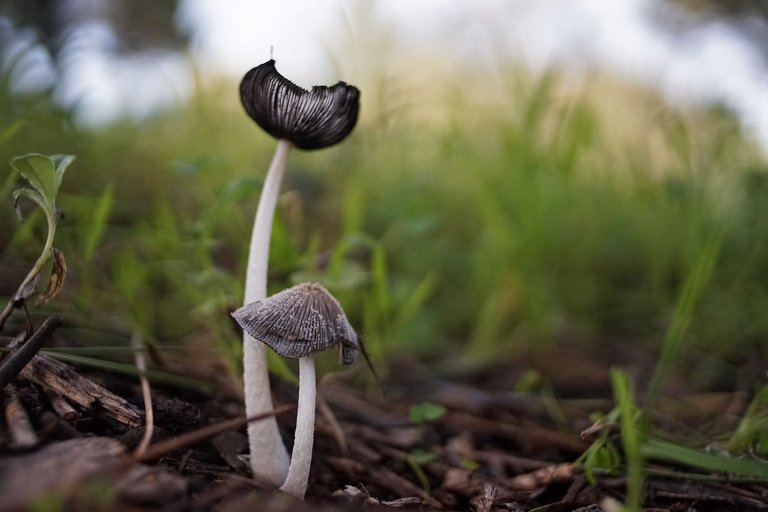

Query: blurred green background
2;1;768;397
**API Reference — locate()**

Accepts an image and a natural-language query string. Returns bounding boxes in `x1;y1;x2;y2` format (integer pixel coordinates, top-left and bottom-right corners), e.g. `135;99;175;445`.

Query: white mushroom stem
243;138;292;485
280;355;316;499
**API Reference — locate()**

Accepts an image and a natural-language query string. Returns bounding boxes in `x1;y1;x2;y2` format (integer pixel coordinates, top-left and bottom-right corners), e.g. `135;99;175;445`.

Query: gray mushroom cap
233;282;358;364
240;60;360;150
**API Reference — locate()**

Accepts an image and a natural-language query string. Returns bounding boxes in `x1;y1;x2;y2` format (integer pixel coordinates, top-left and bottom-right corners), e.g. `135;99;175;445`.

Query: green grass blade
43;345;187;355
83;185;114;262
645;234;722;414
44;351;217;391
642;438;768;477
726;384;768;453
392;270;438;328
611;368;644;512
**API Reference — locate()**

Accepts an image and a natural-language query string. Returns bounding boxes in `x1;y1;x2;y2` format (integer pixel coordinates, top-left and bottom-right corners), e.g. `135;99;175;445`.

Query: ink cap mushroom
240;59;360;150
232;282;360;499
237;58;360;489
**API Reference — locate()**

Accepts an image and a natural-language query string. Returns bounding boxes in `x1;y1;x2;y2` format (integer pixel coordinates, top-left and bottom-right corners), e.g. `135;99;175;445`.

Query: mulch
1;316;767;511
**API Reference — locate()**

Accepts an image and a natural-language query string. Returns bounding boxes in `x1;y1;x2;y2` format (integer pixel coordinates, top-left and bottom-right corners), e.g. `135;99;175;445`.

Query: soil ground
1;317;767;511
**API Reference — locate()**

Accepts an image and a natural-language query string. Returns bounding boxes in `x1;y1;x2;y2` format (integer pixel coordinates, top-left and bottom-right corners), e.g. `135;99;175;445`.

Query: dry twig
131;331;154;458
43;388;78;421
0;316;62;388
130;404;295;465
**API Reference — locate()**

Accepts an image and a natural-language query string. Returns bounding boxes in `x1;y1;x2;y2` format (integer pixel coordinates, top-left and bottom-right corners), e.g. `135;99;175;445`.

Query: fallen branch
0;317;62;388
18;351;142;428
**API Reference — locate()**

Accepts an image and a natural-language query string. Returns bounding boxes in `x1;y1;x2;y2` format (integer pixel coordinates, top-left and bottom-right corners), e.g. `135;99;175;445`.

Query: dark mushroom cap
240;60;360;150
233;282;358;362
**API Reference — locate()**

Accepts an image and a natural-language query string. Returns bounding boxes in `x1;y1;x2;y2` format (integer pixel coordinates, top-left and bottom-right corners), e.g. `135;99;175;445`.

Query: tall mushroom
238;60;360;487
232;282;360;499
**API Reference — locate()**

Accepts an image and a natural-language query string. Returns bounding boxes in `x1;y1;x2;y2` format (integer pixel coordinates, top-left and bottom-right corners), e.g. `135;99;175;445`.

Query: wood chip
44;388;78;421
509;463;577;490
469;482;497;512
3;385;38;448
18;352;142;428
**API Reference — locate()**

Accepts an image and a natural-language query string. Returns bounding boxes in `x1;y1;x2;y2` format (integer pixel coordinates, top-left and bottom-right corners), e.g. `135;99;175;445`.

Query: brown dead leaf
36;247;66;306
13;273;39;304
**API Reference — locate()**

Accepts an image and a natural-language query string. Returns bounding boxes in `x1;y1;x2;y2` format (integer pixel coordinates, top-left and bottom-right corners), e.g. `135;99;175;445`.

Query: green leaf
514;369;543;392
12;188;46;222
409;402;447;424
409;448;439;465
462;459;480;472
10;153;75;215
579;436;620;485
0;157;20;200
576;406;621;484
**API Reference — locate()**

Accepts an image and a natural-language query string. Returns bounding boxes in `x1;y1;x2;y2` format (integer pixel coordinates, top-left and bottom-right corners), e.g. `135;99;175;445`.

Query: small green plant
28;493;64;512
580;369;768;508
406;402;447;496
0;153;74;329
726;384;768;454
409;402;447;424
576;408;621;484
405;448;439;496
577;223;725;507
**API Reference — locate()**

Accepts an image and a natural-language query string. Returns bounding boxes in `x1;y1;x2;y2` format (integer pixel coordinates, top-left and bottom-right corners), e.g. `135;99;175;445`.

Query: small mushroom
232;282;359;499
237;59;360;488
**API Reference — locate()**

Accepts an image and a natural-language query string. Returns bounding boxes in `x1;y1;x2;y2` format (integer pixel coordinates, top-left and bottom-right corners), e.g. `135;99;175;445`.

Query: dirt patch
1;323;767;511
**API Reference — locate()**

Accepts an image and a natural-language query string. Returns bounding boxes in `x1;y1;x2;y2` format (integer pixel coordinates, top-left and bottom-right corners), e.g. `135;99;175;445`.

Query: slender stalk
0;210;57;330
612;369;643;512
243;139;292;485
280;355;316;499
245;140;292;302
